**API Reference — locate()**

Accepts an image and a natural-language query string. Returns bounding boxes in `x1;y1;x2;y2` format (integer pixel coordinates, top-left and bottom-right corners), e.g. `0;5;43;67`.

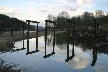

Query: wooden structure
43;20;56;58
26;20;40;55
65;19;75;62
94;19;99;42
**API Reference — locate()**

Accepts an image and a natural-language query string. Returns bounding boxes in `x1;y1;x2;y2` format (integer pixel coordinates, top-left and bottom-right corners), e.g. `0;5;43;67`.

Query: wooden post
26;20;30;37
67;29;69;60
94;19;97;42
43;20;49;58
11;21;13;36
72;36;75;56
27;21;30;37
65;34;69;62
30;21;40;52
53;22;55;53
26;38;29;55
66;19;75;61
97;23;99;38
23;22;24;36
0;21;1;34
73;23;75;37
65;20;71;62
91;47;97;66
36;22;40;52
23;37;24;48
45;20;48;53
73;20;75;56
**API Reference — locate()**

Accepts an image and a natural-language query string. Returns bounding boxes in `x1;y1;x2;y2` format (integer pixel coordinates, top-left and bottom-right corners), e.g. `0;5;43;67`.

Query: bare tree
95;10;104;18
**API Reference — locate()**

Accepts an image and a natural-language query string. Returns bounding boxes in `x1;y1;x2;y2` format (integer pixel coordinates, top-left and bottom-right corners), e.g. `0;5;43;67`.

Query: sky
0;0;108;26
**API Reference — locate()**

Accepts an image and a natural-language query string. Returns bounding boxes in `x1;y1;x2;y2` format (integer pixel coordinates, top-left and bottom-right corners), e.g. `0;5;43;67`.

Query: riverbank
0;31;65;49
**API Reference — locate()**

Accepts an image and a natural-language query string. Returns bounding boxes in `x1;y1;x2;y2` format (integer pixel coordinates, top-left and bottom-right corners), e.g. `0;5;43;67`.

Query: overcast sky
0;0;108;26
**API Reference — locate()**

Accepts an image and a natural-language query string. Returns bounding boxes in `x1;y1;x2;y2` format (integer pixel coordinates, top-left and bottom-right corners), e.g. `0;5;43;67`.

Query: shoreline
0;31;65;49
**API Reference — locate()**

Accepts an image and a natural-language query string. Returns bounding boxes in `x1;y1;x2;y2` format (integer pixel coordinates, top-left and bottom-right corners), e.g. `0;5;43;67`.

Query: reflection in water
0;58;20;72
91;47;97;66
1;30;108;71
56;33;67;50
67;54;89;69
43;31;55;58
12;37;26;53
0;57;27;72
26;36;39;55
47;34;53;46
65;29;75;62
0;41;15;53
0;39;26;53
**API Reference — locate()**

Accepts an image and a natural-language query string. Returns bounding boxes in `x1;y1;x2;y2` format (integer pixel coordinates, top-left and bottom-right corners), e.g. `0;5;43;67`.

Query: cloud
0;6;36;21
77;0;93;6
66;0;93;6
67;0;77;2
39;10;47;12
0;6;21;15
67;54;89;69
52;0;66;2
0;0;92;26
59;5;78;11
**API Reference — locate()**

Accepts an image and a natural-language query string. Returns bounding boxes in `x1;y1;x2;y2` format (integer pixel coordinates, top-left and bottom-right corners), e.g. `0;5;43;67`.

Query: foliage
0;14;34;31
47;10;108;29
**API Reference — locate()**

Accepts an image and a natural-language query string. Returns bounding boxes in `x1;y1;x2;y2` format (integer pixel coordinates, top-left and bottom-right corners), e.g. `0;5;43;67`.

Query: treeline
47;10;108;29
0;14;34;31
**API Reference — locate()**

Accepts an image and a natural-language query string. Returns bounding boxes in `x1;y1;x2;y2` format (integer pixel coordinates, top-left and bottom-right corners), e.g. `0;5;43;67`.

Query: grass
101;24;108;27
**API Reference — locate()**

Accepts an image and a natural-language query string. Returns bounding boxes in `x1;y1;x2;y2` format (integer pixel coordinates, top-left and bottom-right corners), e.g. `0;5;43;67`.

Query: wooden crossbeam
45;20;56;23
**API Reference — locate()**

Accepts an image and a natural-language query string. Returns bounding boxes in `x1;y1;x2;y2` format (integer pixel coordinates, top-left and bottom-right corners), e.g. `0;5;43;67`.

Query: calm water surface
0;33;108;72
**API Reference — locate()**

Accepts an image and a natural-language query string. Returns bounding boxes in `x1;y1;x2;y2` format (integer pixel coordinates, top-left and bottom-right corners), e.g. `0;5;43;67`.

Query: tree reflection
54;32;108;66
46;34;53;46
0;42;15;53
56;33;67;50
43;26;55;58
0;58;27;72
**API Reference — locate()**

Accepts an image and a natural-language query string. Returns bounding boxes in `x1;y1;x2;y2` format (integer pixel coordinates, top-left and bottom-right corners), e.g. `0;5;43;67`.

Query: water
0;33;108;72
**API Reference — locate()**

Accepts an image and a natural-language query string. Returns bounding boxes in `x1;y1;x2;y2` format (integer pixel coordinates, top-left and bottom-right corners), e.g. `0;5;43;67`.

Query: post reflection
43;33;55;58
16;37;26;52
43;20;56;58
91;47;97;66
26;36;39;55
12;37;26;53
65;30;75;62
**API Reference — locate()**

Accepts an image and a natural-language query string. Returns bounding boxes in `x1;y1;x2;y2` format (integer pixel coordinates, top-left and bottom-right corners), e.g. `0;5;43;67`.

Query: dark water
0;33;108;72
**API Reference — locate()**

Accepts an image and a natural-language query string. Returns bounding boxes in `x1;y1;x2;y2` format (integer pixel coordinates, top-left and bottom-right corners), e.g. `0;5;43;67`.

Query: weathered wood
36;22;39;51
23;22;24;36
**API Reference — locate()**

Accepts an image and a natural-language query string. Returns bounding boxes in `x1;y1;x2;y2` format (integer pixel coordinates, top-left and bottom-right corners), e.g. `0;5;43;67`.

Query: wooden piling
44;20;48;56
11;21;13;36
91;48;97;66
26;20;30;37
36;22;40;51
23;22;24;36
94;19;98;42
27;38;29;54
53;22;56;53
0;21;1;34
